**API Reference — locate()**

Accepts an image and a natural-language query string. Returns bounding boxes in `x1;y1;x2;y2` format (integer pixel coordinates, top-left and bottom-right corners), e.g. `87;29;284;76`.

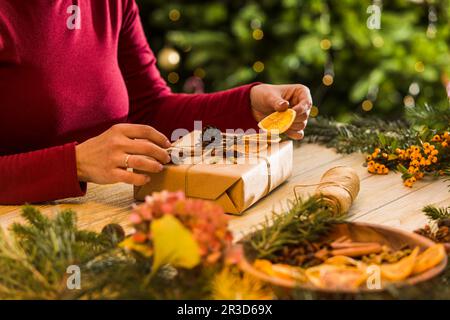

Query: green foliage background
136;0;450;120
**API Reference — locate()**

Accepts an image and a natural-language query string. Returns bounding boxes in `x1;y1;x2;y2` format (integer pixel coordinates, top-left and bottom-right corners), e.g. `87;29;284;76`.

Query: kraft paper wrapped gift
134;131;293;214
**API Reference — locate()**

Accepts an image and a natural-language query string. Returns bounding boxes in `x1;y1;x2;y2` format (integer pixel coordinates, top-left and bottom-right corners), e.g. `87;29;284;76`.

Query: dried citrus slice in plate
412;244;446;275
305;264;367;290
258;109;296;134
380;247;419;281
253;259;306;282
325;256;367;269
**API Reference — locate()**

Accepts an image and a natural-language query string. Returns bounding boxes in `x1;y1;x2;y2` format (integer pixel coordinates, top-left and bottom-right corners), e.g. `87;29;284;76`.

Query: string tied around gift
167;131;277;198
293;166;360;216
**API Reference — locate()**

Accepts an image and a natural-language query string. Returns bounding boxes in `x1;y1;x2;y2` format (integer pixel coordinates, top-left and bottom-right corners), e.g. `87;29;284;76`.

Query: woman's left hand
250;84;313;140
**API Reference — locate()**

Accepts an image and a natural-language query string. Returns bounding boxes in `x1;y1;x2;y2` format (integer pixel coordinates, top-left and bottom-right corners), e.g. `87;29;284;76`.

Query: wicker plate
238;222;448;293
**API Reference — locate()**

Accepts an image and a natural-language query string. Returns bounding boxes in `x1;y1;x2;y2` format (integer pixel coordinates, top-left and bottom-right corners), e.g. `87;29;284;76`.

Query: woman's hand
75;124;172;186
250;84;313;140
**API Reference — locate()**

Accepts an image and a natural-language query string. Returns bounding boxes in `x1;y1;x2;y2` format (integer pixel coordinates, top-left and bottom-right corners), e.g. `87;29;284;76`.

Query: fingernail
278;100;290;107
164;139;172;148
145;176;151;183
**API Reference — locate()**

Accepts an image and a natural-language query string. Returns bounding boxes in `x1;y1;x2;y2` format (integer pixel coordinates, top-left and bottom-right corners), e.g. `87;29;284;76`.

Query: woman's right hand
75;124;172;186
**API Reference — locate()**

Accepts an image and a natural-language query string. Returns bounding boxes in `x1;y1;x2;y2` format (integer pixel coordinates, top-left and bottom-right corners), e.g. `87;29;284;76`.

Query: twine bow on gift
293;166;360;216
167;132;279;164
165;131;286;207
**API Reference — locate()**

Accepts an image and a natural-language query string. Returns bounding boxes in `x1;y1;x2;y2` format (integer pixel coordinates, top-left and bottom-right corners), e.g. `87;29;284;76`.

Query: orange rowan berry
432;135;441;142
404;179;413;188
442;141;448;148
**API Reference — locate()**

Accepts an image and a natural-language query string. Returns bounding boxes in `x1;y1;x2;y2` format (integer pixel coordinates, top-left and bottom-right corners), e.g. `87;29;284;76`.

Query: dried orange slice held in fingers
258;109;297;134
412;244;446;275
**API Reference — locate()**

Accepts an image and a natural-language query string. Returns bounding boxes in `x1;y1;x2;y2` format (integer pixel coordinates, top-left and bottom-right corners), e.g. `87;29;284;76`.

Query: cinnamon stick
331;244;382;257
331;241;381;249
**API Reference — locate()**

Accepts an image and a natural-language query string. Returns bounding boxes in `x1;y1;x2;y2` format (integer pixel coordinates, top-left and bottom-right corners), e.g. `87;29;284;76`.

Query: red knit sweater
0;0;258;204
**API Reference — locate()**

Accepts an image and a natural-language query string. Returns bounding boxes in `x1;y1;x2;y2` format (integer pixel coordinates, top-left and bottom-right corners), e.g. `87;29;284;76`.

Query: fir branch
305;116;414;154
246;197;344;260
422;205;450;222
0;207;115;299
405;104;450;130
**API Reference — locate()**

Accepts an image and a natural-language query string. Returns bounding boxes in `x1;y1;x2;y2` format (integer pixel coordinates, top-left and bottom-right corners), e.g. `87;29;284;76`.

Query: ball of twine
294;166;360;215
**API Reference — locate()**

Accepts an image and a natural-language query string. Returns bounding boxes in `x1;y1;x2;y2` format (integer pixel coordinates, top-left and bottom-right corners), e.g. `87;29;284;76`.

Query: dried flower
122;191;232;266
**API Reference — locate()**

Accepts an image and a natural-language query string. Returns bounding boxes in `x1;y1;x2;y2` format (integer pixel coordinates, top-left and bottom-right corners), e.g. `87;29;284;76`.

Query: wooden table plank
352;179;450;231
0;183;135;233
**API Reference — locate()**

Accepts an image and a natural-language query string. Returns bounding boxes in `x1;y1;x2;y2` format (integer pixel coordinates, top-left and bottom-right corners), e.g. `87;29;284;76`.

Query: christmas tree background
136;0;450;120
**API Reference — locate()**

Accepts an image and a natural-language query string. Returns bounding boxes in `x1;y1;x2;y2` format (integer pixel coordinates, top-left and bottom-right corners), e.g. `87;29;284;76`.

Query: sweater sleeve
0;143;86;205
118;0;259;140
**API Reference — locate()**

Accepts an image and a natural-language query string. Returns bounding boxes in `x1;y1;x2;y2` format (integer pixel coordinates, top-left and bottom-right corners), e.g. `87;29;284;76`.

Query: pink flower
130;213;142;224
128;191;233;266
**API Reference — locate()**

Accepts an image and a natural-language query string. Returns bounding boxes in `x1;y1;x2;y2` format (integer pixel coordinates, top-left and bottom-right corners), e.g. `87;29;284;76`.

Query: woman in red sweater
0;1;312;204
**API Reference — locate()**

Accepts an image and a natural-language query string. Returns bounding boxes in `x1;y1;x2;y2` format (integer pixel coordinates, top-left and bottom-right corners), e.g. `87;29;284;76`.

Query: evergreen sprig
0;206;115;299
246;197;344;260
305;115;415;154
306;104;450;155
422;205;450;222
405;104;450;131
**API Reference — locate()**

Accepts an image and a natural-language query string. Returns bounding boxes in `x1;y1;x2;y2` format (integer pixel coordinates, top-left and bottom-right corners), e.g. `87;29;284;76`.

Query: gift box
134;131;293;214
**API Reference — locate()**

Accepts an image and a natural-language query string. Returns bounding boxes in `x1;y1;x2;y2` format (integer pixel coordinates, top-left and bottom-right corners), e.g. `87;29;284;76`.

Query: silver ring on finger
125;154;131;169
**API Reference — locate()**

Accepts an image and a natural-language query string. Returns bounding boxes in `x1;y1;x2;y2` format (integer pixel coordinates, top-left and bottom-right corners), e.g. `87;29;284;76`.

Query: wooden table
1;143;448;240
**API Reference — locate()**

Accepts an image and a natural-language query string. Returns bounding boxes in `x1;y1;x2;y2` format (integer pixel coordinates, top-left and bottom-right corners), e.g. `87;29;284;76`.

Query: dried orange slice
253;259;306;282
306;264;367;290
380;247;419;281
258;109;296;134
412;244;446;275
253;259;275;276
325;256;366;269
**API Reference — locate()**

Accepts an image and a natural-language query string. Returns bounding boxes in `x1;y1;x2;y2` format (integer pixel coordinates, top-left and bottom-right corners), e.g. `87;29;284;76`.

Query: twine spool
294;166;360;215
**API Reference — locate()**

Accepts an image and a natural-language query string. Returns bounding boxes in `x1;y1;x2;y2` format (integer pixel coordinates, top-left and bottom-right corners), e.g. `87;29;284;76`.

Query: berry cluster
366;132;450;188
